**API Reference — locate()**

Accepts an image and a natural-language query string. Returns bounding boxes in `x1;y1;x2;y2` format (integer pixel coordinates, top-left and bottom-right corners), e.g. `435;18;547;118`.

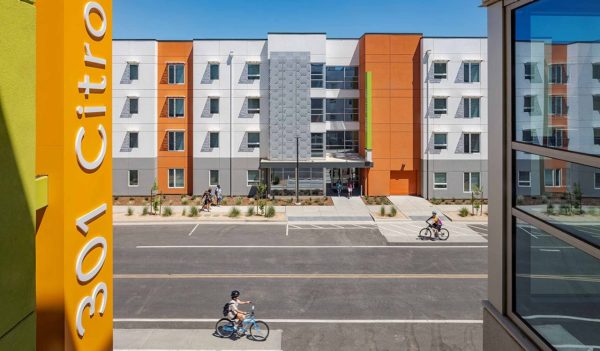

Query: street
114;223;488;350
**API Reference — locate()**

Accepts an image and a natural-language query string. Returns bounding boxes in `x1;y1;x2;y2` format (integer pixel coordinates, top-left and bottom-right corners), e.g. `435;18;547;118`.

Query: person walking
336;181;342;197
216;184;223;206
201;188;212;212
347;180;353;198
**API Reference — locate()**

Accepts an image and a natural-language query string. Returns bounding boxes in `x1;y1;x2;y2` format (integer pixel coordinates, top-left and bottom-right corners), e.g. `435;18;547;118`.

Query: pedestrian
202;188;212;212
216;184;223;206
336;181;342;197
347;181;353;198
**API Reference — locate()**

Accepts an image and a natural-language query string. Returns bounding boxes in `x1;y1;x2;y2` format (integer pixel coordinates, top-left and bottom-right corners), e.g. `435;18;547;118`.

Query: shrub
380;205;386;216
162;206;173;217
431;197;442;205
265;205;276;218
375;198;383;205
588;207;599;216
228;207;240;218
235;197;242;206
389;206;397;217
181;199;189;205
516;196;525;205
559;204;572;216
546;203;555;216
287;198;294;204
191;195;197;201
459;207;469;217
126;207;134;216
141;207;149;216
189;206;199;217
246;206;255;217
181;208;187;216
258;200;267;215
221;198;229;206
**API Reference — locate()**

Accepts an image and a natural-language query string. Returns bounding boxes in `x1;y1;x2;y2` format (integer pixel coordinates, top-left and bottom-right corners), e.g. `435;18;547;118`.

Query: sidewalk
114;329;282;351
387;196;441;220
286;197;372;222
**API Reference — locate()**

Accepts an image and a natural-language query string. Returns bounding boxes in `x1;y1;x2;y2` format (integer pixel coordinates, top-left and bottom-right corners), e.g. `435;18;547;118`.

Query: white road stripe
285;223;289;237
188;224;199;236
136;245;487;249
114;221;286;226
114;318;483;324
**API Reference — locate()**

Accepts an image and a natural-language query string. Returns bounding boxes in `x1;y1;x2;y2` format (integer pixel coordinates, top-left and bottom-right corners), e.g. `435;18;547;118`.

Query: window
549;64;566;84
247;98;260;114
209;132;219;148
209;170;219;186
311;64;324;88
168;97;184;118
311;99;324;122
433;98;447;114
594;95;600;112
523;95;534;113
168;131;184;151
209;63;219;80
433;62;447;79
549;95;566;115
325;99;358;121
129;132;138;149
247;132;260;148
548;128;567;147
325;66;358;89
433;133;447;150
522;129;537;143
128;170;139;187
463;172;480;192
517;171;530;187
464;62;480;82
595;173;600;189
433;173;447;189
210;98;219;114
594;63;600;80
544;168;561;187
594;128;600;145
247;63;260;80
168;63;184;84
464;133;480;153
168;168;184;188
325;131;358;152
311;133;324;157
247;170;260;187
524;62;534;80
129;98;139;114
129;64;139;80
464;98;480;118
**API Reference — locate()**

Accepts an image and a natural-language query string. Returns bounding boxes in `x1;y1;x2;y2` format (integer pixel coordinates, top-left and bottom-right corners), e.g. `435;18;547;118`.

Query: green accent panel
0;0;36;343
365;72;372;150
0;313;35;351
35;176;48;210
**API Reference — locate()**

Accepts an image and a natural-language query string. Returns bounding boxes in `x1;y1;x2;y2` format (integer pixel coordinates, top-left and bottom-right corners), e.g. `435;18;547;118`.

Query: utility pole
424;49;431;199
229;51;233;196
296;136;300;204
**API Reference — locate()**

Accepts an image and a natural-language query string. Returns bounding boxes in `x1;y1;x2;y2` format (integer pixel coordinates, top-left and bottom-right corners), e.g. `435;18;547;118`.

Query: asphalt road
114;223;488;351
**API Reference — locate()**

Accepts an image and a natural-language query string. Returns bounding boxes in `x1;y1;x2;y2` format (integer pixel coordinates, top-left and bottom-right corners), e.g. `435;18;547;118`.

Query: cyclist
426;210;443;238
227;290;252;328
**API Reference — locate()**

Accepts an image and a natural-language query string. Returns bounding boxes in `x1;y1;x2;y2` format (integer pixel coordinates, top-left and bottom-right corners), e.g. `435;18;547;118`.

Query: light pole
228;51;233;196
424;49;431;200
295;136;300;204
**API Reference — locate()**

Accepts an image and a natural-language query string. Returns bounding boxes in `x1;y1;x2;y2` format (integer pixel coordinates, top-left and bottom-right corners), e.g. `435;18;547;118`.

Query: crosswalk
288;223;378;230
376;221;488;244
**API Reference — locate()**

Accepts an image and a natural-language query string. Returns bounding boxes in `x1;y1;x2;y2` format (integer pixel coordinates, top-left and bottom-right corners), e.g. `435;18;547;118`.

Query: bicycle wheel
418;228;431;239
215;318;235;338
438;228;450;241
250;320;270;341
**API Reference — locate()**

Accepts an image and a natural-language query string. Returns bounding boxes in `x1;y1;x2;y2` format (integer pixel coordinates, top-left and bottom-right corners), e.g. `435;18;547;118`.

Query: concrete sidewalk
114;329;282;350
286;197;372;222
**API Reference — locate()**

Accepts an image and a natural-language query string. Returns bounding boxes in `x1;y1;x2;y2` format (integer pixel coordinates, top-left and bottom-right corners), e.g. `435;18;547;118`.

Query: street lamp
295;136;300;204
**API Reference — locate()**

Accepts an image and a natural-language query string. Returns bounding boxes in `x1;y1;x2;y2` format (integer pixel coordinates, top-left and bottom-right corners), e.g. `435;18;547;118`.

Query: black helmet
231;290;240;298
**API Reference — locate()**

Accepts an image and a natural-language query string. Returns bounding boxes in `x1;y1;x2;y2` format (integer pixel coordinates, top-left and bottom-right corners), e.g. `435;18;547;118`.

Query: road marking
136;245;488;249
114;273;487;279
285;222;289;237
188;224;199;236
114;318;483;324
114;221;286;226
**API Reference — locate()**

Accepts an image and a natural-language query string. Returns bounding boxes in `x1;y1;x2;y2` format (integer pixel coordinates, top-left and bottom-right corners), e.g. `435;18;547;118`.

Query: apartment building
113;33;488;199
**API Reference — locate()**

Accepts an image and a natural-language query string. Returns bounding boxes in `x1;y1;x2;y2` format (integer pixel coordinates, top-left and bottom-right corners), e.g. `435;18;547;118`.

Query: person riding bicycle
227;290;252;328
426;211;443;238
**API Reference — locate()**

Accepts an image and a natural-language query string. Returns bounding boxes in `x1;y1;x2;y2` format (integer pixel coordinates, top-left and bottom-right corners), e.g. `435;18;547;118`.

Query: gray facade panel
113;158;156;196
422;159;488;199
269;52;311;162
193;157;260;196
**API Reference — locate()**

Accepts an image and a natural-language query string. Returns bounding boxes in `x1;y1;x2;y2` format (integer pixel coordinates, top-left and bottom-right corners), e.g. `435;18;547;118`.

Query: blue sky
113;0;486;39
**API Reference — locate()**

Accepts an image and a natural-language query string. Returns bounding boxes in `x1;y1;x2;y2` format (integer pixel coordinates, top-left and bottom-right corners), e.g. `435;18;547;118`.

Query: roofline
267;32;327;35
423;36;488;39
193;38;266;41
361;32;423;37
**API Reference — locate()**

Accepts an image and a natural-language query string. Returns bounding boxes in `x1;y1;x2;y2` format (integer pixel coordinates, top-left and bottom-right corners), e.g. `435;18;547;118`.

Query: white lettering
76;105;106;117
76;204;107;234
83;2;107;39
76;282;107;337
78;75;106;96
84;42;106;67
76;236;107;283
75;124;106;171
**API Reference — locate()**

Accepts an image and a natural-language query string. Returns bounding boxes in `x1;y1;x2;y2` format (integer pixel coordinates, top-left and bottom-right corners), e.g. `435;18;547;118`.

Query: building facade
113;33;488;199
484;0;600;350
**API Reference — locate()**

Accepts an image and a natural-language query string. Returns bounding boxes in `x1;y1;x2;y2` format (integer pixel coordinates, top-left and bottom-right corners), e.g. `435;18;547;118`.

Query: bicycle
419;221;449;241
215;305;270;341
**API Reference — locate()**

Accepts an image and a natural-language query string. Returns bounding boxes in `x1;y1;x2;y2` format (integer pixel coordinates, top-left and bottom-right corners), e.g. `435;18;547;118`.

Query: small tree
573;182;583;214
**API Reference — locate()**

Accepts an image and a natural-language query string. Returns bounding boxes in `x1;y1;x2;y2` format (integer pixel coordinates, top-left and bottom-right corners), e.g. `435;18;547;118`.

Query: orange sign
36;0;113;350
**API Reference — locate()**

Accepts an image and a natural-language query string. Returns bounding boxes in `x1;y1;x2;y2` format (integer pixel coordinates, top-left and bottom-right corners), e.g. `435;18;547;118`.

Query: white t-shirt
228;299;239;319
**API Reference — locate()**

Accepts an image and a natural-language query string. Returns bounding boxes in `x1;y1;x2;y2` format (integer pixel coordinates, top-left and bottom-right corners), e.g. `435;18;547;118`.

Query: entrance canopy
260;153;372;169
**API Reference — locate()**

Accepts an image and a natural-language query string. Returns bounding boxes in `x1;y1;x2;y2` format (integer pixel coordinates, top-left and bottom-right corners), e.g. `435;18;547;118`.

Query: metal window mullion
512;208;600;259
511;141;600;168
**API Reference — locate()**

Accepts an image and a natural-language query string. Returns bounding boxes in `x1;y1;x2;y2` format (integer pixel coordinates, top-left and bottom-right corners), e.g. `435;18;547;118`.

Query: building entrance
326;168;359;196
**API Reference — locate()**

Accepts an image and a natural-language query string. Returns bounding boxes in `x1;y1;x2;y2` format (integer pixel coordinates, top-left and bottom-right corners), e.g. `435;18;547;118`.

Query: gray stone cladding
269;52;311;161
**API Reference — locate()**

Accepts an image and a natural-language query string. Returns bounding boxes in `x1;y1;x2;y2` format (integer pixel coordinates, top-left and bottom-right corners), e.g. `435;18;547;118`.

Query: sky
113;0;487;40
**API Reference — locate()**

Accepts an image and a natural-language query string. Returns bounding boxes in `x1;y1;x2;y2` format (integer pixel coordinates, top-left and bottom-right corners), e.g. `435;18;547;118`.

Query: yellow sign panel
36;0;113;350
